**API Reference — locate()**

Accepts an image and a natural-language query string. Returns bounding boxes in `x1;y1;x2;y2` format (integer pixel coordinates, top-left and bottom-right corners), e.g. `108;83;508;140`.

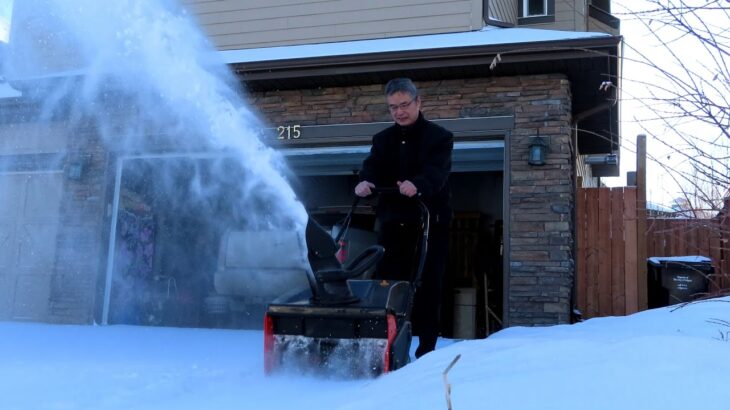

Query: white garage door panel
0;174;25;216
0;274;12;318
13;274;52;320
0;172;63;321
24;174;63;218
0;222;16;270
17;222;59;268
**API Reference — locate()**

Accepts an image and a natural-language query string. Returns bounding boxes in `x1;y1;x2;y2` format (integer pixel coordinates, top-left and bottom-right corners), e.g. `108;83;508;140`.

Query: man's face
387;91;421;126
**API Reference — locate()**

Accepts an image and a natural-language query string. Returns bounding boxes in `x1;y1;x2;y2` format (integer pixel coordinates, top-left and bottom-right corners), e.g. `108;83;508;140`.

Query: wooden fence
576;189;730;319
646;217;730;292
575;187;641;318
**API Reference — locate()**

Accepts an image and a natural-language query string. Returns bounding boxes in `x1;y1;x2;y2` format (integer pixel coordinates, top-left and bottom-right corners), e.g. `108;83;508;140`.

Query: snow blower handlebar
336;187;430;290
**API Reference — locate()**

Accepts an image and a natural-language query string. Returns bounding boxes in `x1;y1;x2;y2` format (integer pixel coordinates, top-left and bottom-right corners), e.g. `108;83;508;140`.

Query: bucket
453;287;476;339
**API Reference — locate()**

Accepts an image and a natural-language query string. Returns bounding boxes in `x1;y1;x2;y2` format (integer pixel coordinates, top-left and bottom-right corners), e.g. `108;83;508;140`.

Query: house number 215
277;125;301;139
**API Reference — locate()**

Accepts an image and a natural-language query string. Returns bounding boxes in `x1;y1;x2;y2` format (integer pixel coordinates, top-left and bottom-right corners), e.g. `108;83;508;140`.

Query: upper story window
518;0;555;24
523;0;548;17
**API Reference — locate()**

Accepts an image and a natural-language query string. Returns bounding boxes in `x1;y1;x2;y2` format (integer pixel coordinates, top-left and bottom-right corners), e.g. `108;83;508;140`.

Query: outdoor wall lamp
528;133;549;166
67;154;90;180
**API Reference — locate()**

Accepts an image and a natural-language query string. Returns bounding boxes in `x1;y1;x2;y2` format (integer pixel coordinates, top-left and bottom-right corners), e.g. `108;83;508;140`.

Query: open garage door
101;136;506;334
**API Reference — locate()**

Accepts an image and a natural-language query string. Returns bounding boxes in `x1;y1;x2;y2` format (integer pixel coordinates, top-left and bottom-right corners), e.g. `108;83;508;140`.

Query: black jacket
359;113;453;224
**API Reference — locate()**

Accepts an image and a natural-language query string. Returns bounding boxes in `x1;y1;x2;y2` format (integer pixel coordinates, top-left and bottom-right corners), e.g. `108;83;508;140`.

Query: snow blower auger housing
264;188;429;377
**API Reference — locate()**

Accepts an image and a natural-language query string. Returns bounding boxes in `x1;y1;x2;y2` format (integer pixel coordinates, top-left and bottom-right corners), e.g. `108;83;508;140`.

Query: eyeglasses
388;98;416;112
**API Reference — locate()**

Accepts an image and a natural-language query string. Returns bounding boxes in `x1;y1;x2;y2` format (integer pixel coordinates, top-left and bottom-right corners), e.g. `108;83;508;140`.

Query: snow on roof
220;26;612;65
0;81;21;98
646;201;674;213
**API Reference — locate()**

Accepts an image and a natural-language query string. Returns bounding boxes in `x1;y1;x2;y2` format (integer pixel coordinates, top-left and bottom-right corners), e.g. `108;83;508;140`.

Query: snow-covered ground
1;297;728;410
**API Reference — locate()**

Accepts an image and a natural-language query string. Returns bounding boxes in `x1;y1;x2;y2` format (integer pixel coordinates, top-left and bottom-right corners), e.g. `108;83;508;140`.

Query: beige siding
183;0;484;50
588;16;619;35
488;0;517;24
555;0;586;31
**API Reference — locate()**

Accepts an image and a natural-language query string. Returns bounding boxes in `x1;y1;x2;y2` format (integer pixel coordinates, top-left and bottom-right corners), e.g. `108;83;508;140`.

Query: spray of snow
2;0;308;323
273;335;390;379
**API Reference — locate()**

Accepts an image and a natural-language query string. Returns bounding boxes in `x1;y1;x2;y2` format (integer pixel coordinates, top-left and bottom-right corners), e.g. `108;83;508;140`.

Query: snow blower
264;188;429;377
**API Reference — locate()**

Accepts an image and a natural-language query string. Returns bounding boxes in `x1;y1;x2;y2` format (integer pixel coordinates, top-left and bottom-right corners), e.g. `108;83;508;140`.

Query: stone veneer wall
248;74;575;326
49;125;109;324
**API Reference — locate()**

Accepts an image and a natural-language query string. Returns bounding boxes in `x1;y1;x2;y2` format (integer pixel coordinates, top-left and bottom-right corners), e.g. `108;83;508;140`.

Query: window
518;0;554;24
523;0;547;17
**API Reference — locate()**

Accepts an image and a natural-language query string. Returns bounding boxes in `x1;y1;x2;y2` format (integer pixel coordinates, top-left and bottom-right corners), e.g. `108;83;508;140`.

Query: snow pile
0;297;728;409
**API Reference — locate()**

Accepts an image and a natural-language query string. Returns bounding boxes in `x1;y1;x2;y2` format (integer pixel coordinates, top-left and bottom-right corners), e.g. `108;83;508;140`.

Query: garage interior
105;141;505;338
107;156;250;327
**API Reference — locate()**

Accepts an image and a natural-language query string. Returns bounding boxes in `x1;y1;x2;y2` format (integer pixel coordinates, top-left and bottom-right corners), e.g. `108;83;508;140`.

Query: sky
0;296;728;409
0;0;11;43
606;0;729;208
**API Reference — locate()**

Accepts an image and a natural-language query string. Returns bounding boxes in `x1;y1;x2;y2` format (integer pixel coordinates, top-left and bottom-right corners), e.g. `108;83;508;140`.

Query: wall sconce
528;133;549;166
67;154;90;180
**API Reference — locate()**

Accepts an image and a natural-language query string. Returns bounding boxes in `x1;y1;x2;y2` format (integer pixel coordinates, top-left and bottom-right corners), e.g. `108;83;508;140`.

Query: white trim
101;158;123;325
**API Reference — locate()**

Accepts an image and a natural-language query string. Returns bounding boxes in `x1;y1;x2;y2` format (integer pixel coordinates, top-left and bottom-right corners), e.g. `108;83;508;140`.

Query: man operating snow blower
355;78;454;358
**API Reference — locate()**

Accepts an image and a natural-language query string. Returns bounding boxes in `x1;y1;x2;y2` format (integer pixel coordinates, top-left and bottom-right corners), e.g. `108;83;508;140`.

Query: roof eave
230;35;622;80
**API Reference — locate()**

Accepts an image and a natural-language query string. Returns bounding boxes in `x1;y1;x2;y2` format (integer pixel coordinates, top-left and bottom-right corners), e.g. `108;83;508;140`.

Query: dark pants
374;220;449;357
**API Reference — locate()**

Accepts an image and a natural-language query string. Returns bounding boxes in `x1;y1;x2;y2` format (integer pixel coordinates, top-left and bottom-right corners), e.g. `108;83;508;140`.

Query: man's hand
397;180;418;197
355;181;375;197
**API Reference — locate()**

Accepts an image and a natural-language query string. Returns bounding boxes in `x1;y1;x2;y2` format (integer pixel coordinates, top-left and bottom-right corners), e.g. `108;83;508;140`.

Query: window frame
518;0;555;24
522;0;548;17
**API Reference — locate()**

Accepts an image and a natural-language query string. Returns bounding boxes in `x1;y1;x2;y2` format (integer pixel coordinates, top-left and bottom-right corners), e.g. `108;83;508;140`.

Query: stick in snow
443;354;461;410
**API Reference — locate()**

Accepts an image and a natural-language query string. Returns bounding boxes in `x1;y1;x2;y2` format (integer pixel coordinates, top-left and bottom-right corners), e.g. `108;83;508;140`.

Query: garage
101;116;508;338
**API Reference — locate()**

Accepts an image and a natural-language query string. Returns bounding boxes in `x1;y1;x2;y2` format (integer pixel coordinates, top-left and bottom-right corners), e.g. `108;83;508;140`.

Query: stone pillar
507;75;574;326
49;127;109;324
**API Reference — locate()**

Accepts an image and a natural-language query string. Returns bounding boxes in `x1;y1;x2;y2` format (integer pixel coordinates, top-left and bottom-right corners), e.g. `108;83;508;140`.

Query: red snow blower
264;188;429;377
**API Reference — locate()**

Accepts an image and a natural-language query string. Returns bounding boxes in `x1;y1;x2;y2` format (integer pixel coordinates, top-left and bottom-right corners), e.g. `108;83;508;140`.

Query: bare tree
613;0;730;294
616;0;729;217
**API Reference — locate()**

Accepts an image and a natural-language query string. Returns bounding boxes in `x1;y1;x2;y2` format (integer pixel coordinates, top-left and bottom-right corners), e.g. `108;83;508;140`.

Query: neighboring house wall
559;0;588;31
248;74;574;326
576;154;598;187
183;0;485;50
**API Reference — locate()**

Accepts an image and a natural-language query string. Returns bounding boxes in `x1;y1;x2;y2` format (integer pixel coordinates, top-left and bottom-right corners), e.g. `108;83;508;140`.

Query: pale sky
606;0;728;208
0;0;13;44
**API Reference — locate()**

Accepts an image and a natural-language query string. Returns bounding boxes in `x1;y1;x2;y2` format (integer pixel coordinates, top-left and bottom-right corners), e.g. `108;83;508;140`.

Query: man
355;78;453;358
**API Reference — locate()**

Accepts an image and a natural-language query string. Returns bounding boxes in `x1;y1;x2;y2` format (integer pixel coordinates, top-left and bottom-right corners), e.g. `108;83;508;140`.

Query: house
0;0;621;335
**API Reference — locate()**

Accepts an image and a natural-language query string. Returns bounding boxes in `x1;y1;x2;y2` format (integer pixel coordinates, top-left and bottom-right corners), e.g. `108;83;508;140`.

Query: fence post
636;134;648;310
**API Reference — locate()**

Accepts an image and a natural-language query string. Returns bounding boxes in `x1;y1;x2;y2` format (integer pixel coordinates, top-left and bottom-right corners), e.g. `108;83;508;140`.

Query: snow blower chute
264;188;429;377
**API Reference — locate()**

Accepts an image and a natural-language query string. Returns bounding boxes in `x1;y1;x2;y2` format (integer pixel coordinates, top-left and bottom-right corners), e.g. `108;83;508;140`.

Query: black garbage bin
647;256;713;308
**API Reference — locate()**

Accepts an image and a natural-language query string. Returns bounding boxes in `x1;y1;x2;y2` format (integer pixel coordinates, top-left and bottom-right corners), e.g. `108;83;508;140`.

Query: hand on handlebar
397;180;418;198
355;181;375;197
